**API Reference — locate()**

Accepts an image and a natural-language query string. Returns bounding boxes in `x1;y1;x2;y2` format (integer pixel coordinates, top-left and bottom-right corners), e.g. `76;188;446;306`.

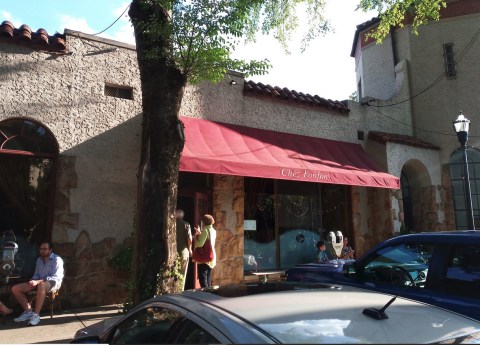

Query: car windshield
359;243;433;287
365;243;431;267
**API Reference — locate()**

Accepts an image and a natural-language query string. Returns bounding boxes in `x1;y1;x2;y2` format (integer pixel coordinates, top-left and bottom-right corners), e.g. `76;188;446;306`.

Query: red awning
179;116;399;189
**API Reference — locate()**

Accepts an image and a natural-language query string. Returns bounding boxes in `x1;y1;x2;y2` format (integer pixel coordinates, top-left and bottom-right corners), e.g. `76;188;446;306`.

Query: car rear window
445;244;480;299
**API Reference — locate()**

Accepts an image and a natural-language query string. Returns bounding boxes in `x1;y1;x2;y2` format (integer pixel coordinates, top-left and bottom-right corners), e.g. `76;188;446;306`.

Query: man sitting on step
11;241;64;326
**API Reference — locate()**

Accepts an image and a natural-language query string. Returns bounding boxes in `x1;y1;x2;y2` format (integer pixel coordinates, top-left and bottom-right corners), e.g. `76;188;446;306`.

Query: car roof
378;230;480;245
178;282;480;343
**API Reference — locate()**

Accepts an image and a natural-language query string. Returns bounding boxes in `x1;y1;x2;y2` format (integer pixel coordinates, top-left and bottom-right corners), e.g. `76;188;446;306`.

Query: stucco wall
407;14;480;163
357;10;480;165
0;33;142;245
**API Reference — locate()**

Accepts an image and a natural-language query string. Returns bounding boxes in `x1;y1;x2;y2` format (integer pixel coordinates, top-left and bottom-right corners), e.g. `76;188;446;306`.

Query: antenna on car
362;296;397;320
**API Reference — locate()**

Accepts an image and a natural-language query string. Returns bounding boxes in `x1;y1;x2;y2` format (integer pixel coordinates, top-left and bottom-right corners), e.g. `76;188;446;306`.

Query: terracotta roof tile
369;131;440;150
244;80;350;114
0;21;66;53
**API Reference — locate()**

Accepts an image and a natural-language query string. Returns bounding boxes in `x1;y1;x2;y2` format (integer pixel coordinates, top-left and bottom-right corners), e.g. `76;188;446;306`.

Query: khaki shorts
43;280;55;293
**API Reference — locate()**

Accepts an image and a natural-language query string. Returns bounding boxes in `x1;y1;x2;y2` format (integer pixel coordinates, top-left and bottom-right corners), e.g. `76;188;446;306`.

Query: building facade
0;1;474;307
352;0;480;232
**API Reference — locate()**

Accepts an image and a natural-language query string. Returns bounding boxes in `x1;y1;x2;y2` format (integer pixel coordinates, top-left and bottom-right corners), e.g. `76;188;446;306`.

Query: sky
1;0;377;101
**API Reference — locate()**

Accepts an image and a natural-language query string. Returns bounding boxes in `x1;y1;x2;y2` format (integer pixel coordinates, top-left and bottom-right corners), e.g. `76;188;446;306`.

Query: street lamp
453;111;475;229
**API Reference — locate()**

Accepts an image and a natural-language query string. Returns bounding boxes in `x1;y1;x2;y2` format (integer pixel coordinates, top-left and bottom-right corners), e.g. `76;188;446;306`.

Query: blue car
285;230;480;321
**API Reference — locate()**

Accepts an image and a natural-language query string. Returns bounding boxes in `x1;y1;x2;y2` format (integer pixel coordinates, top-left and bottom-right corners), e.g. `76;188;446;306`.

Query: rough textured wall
0;33;141;307
407;14;480;163
351;186;394;257
441;164;457;229
0;33;142;245
55;231;132;308
358;10;480;164
358;34;398;101
211;175;244;286
387;142;446;231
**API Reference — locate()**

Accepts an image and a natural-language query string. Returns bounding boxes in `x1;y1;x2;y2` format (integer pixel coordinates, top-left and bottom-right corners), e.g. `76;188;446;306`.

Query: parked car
285;230;480;320
70;281;480;344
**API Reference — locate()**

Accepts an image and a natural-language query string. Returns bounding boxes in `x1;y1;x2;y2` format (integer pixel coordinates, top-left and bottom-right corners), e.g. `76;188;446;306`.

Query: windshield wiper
362;296;397;320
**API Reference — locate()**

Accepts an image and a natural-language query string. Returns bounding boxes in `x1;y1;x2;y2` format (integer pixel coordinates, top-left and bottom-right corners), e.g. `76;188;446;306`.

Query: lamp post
453;112;475;230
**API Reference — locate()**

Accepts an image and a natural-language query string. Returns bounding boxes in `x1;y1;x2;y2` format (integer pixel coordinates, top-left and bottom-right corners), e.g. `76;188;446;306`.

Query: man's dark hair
316;241;325;249
40;241;53;250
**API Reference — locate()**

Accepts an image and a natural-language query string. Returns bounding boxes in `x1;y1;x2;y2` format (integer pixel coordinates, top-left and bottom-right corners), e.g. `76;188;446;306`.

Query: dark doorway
401;170;414;233
177;172;212;289
0;119;58;279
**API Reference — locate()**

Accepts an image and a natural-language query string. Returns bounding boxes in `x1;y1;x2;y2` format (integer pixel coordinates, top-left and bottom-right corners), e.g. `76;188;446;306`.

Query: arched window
0;118;58;277
449;147;480;229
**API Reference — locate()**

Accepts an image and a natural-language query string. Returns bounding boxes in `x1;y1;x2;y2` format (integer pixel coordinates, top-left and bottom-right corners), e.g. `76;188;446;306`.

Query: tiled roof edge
350;17;380;57
244;80;350;114
64;29;136;50
0;21;67;53
369;131;441;150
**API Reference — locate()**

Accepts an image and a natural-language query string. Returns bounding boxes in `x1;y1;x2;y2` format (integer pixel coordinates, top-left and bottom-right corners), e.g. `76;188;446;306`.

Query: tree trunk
129;0;187;304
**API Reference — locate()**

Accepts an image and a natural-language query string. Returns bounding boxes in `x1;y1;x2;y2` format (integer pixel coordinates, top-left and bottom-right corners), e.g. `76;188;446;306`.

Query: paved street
1;305;121;344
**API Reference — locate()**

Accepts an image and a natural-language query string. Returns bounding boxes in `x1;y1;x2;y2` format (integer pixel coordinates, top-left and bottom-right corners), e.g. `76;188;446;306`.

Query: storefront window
244;178;275;271
278;180;321;268
244;177;348;272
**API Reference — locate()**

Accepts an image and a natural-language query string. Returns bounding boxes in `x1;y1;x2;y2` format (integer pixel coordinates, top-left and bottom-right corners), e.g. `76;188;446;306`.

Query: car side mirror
70;336;101;344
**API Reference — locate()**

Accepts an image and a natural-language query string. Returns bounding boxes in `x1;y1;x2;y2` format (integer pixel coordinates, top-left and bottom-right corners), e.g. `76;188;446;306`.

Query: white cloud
113;2;131;21
230;0;376;100
1;10;22;27
111;22;135;45
58;14;97;34
110;2;135;45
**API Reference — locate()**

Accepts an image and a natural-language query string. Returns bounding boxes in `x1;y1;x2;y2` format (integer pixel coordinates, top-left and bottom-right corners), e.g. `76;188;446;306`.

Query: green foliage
357;0;447;42
108;244;134;273
156;254;184;295
349;91;358;101
108;242;135;314
131;0;331;84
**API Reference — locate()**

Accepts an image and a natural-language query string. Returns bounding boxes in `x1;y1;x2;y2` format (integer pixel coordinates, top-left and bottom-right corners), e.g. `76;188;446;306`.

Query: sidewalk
1;305;122;344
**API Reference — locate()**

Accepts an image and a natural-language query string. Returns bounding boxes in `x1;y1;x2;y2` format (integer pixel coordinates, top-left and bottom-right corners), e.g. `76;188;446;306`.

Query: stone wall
211;175;244;286
441;164;457;229
55;231;131;308
351;186;394;257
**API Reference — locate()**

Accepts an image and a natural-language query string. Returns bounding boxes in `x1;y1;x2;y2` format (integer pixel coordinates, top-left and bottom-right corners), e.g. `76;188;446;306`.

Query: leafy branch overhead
357;0;447;42
130;0;331;84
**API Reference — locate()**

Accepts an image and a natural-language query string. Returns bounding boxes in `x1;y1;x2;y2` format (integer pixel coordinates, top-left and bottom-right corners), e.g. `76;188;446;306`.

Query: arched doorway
0;118;58;277
400;159;432;232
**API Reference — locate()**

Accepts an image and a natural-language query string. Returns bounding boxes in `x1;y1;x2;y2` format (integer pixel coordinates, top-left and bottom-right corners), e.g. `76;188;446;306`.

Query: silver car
71;282;480;344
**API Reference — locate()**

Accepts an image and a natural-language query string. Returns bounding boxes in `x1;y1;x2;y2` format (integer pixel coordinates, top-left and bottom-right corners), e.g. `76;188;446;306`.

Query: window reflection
449;148;480;229
244;177;348;271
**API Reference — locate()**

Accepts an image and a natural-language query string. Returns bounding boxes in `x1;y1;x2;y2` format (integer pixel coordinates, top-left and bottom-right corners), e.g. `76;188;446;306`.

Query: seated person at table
11;241;64;326
339;237;355;260
315;241;330;263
